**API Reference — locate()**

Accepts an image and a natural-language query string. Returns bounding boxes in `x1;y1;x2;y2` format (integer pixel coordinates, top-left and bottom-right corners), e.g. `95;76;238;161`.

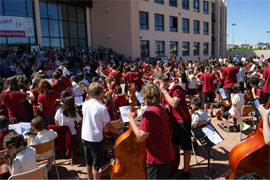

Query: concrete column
86;7;92;48
34;0;42;47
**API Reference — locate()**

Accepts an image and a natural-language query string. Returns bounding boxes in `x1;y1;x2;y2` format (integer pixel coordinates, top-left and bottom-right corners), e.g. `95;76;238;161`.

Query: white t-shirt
229;93;244;116
12;146;37;175
191;109;208;127
54;109;81;135
29;129;58;160
82;99;110;142
188;74;197;89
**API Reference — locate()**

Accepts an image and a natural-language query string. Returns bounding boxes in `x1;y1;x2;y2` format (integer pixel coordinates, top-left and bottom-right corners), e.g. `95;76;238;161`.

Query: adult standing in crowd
81;83;121;179
156;71;192;179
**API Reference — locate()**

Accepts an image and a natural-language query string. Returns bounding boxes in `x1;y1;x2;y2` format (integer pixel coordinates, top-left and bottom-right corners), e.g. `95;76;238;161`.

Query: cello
228;97;270;179
110;83;147;179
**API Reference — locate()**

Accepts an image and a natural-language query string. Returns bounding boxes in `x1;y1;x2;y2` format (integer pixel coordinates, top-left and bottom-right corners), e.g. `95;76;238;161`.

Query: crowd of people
0;46;270;179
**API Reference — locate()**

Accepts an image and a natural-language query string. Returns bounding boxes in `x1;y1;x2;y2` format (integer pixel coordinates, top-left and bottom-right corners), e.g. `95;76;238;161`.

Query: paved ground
46;107;256;179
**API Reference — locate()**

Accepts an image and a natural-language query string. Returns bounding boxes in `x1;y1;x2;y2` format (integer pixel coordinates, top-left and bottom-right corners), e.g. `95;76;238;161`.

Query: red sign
0;30;25;37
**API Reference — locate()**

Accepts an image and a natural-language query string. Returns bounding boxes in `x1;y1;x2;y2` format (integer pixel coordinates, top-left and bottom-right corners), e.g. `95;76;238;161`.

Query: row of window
39;0;87;48
140;12;209;35
153;0;209;14
140;41;209;57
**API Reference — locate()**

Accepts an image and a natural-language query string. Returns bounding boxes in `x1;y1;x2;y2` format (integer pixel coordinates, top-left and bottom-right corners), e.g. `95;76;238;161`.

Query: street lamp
232;23;236;45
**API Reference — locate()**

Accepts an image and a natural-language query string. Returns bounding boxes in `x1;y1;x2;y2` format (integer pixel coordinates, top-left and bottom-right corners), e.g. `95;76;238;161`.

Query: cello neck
256;97;270;131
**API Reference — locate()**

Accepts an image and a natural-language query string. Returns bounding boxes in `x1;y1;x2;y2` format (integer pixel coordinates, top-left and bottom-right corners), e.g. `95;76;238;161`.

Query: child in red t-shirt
128;82;175;179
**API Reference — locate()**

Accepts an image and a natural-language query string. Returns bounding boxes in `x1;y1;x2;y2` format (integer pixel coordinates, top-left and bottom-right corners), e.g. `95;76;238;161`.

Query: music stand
192;122;224;178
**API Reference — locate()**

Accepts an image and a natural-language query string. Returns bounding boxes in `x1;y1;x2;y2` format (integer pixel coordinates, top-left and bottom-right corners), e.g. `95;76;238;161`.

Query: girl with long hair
37;79;59;127
1;76;34;124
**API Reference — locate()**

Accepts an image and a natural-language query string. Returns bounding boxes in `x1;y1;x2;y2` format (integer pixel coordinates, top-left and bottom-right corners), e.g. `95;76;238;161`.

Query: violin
110;83;146;179
228;98;270;179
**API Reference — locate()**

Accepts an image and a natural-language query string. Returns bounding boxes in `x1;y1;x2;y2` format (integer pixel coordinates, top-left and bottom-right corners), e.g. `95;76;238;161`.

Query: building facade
0;0;92;50
0;0;226;60
90;0;227;60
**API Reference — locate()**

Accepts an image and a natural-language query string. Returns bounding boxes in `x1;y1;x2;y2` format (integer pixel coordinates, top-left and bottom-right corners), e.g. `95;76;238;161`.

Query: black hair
61;90;70;99
0;115;9;129
191;97;202;108
63;96;77;118
248;76;259;86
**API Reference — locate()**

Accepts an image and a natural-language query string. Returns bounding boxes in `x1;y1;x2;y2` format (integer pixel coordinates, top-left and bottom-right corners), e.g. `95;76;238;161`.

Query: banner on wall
0;16;34;37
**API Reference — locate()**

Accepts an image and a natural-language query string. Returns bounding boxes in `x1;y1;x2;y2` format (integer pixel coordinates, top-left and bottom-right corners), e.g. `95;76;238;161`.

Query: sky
226;0;270;45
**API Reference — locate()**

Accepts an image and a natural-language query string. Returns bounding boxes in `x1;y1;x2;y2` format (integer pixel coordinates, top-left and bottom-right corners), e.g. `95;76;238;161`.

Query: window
139;12;148;30
193;20;200;34
155;41;165;57
140;41;150;57
154;0;163;4
40;1;87;49
193;42;200;56
48;2;58;19
169;0;177;7
4;0;26;16
155;14;164;31
203;42;209;55
170;41;178;57
203;1;209;14
203;22;209;35
182;0;189;9
193;0;199;12
182;42;190;56
0;0;3;15
182;18;189;33
170;16;178;32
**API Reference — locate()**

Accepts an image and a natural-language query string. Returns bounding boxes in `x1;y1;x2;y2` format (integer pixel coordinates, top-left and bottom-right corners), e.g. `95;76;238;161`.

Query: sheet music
9;122;31;139
119;106;130;122
219;88;227;99
75;96;83;106
202;125;223;145
135;92;144;104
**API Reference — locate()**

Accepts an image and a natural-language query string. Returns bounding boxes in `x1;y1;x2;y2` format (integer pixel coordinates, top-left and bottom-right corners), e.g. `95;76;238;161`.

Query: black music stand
192;122;224;178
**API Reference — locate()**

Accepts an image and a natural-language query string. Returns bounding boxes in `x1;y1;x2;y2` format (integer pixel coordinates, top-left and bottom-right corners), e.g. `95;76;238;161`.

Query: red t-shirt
123;72;136;84
256;88;263;103
60;76;72;89
38;91;58;115
222;66;239;88
139;105;175;165
105;104;115;121
30;89;39;116
199;72;216;93
163;83;191;122
262;67;270;93
113;95;127;111
3;91;27;119
110;82;117;91
109;71;122;85
103;68;113;77
51;80;66;96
